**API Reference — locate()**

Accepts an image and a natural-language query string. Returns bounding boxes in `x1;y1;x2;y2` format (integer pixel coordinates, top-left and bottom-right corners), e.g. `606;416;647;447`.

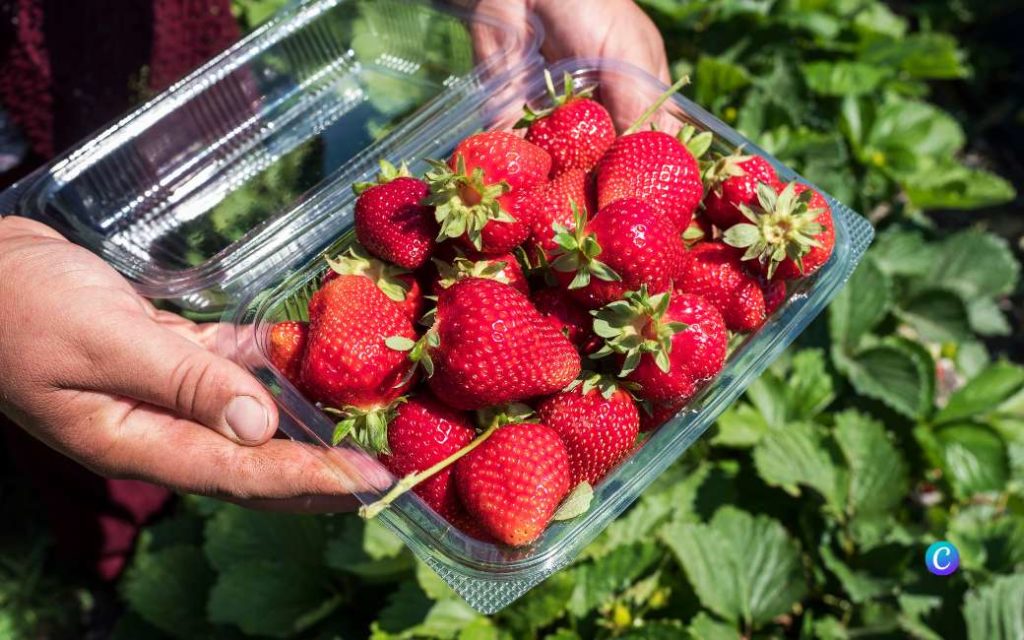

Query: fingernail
224;396;270;443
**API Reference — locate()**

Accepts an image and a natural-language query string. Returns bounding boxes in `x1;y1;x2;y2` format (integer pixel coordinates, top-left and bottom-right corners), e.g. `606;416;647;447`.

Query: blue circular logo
925;541;959;576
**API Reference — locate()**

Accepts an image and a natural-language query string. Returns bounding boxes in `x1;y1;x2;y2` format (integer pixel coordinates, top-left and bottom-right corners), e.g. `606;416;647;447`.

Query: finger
75;314;279;446
0;215;68;241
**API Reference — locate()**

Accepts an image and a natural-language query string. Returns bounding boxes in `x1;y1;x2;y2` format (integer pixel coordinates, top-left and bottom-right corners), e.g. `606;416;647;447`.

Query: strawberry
530;286;597;352
722;182;835;280
353;160;437;269
400;278;581;410
379;394;475;517
300;275;417;435
592;287;727;403
454;422;571;545
516;71;615;176
551;198;684;309
762;276;787;316
425;131;551;254
268;321;307;388
536;375;640;485
639;399;685;433
429;251;529;296
675;242;770;333
701;152;780;230
324;247;423;322
514;168;594;261
594;129;703;231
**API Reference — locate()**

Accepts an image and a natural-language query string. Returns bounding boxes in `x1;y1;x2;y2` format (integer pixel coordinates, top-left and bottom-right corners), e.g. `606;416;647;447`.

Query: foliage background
1;1;1022;638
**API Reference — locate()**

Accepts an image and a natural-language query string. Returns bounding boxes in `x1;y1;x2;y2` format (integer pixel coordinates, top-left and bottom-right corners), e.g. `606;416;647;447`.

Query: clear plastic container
0;0;873;614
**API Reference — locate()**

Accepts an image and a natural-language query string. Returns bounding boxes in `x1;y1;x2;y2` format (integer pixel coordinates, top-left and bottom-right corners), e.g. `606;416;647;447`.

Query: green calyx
549;201;621;289
514;69;597;128
386;329;440;379
325;246;412;303
700;148;754;194
422;156;514;251
352;159;413;195
590;286;689;376
566;371;633;401
433;255;511;290
722;181;826;280
475;402;537;430
324;399;405;453
677;123;714;161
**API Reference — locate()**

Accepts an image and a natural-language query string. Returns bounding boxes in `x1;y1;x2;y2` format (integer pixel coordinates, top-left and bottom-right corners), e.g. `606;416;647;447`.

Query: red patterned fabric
0;0;240;581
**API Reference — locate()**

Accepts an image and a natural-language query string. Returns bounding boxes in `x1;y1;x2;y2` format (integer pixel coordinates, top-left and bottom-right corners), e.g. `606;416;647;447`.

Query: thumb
87;317;280;446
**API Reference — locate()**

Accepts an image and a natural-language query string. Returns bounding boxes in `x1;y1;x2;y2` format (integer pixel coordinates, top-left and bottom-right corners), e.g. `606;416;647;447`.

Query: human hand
0;217;378;512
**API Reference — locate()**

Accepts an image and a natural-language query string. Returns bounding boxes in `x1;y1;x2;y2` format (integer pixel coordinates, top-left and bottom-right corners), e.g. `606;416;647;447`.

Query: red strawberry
639;399;685;433
702;153;780;230
429;251;529;296
324;248;423;322
268;321;307;388
530;286;597;352
454;422;571;546
379;395;475;517
675;242;769;333
353;160;437;269
300;275;416;421
592;288;727;403
762;277;787;316
551;198;684;309
515;168;595;260
403;278;581;410
594;130;703;231
536;376;640;485
425;131;551;254
516;71;615;176
723;182;835;280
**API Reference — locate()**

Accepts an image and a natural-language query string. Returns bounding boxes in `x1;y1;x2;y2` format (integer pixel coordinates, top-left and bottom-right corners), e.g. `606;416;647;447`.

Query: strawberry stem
623;75;691;136
359;422;501;519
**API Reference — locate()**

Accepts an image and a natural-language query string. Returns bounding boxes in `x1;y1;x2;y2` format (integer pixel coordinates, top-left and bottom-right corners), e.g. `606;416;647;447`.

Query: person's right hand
0;216;379;512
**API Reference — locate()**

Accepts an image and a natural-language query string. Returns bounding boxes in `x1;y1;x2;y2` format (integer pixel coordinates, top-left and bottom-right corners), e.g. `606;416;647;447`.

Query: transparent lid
0;0;542;311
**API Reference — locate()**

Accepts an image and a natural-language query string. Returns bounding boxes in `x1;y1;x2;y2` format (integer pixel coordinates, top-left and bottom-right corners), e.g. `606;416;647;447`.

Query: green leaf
967;297;1013;337
753;422;841;506
801;61;890;96
567;543;662;617
937;362;1024;425
694;56;751;107
786;349;836;421
948;505;1024;573
204;505;325;572
828;256;892;349
903;159;1016;210
833;411;908;517
896;288;972;343
712;403;771;448
498;572;574;637
918;422;1009;499
688;612;737;640
863;98;965;176
927;229;1020;301
819;542;894;603
208;560;336;638
620;620;693;639
662;507;807;627
871;230;937;277
325;518;412;580
373;581;484;639
964;574;1024;640
833;337;935;420
552;482;594;521
860;33;968;80
121;546;214;639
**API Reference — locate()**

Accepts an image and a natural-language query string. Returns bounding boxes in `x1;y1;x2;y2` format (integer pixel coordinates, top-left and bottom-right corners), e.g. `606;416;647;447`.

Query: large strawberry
353;160;437;269
514;168;594;261
530;286;596;352
516;71;615;176
551;198;684;309
425;131;551;254
594;129;703;231
324;248;423;322
723;182;835;280
268;321;307;388
397;278;581;410
592;287;727;403
675;242;770;333
429;251;529;296
701;152;780;230
300;275;417;442
454;422;571;546
379;394;475;517
536;375;640;485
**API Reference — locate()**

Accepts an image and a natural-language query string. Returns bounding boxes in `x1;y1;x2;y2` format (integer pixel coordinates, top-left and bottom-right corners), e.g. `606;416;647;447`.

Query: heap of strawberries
267;72;835;547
